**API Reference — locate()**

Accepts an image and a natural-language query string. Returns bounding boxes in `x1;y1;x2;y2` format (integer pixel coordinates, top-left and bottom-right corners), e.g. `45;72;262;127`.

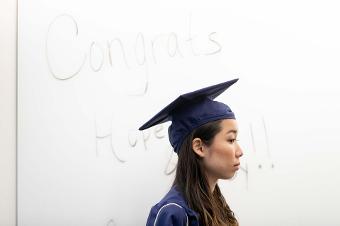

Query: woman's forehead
220;119;238;132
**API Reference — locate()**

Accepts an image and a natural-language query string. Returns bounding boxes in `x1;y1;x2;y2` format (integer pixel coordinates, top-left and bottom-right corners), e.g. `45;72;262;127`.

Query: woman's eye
228;139;236;143
228;139;239;144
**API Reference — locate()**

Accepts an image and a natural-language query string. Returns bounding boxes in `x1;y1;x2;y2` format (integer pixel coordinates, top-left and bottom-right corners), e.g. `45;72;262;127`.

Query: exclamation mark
262;116;274;169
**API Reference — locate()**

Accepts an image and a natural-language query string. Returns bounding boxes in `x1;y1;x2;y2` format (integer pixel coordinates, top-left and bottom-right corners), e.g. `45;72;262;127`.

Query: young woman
139;78;243;226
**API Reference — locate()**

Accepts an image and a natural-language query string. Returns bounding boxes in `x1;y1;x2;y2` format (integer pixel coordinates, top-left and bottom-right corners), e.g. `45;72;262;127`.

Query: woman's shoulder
147;202;188;226
146;186;199;226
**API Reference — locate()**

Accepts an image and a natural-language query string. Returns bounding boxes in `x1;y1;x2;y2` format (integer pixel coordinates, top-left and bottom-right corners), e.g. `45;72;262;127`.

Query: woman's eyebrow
226;129;238;134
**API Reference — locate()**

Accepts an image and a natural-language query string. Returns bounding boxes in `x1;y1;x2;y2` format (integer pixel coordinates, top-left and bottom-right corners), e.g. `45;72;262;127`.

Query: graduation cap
139;78;239;153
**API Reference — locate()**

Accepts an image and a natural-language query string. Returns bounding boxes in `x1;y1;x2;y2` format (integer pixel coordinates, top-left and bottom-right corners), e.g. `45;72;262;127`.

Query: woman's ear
192;138;205;157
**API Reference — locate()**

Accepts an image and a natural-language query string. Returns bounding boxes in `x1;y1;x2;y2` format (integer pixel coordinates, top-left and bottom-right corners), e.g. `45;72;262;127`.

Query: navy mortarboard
139;78;239;153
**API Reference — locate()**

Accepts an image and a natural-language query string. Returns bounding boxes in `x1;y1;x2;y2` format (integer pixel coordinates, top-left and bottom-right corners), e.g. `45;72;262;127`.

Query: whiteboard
18;0;340;225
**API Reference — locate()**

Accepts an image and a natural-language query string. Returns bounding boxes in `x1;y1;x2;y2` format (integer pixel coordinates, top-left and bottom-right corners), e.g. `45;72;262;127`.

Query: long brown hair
173;119;239;226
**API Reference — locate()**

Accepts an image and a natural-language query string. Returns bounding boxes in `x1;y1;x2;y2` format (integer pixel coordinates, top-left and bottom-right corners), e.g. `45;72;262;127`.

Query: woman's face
201;119;243;181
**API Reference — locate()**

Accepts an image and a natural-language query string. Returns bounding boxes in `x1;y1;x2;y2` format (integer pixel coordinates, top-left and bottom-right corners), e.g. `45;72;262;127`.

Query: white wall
16;0;340;225
8;0;340;225
0;0;17;225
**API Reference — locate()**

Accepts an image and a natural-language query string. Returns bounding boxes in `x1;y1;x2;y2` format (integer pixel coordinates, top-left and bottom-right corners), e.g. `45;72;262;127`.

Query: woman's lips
234;163;240;170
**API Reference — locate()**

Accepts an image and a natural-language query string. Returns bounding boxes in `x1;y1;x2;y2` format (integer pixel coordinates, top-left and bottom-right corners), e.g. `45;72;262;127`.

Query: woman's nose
236;144;243;158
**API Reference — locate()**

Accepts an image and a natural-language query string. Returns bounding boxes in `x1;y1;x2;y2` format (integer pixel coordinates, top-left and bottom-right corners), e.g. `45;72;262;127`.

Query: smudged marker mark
106;219;117;226
249;123;256;153
262;116;274;169
167;32;184;58
128;129;138;148
154;125;165;139
141;129;151;151
244;163;249;190
164;149;177;175
90;41;105;72
186;12;200;56
262;117;270;158
94;117;126;163
107;38;131;69
249;122;263;169
134;32;147;66
46;14;87;80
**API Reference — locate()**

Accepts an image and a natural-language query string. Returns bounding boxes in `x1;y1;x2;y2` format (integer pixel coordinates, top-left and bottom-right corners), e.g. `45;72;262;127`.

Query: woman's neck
206;175;218;193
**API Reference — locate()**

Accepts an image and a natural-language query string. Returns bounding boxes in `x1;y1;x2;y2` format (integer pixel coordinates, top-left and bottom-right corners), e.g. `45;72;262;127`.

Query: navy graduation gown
146;186;200;226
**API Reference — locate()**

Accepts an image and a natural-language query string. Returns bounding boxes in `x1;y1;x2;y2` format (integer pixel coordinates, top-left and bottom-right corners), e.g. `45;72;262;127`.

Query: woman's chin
221;172;235;180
